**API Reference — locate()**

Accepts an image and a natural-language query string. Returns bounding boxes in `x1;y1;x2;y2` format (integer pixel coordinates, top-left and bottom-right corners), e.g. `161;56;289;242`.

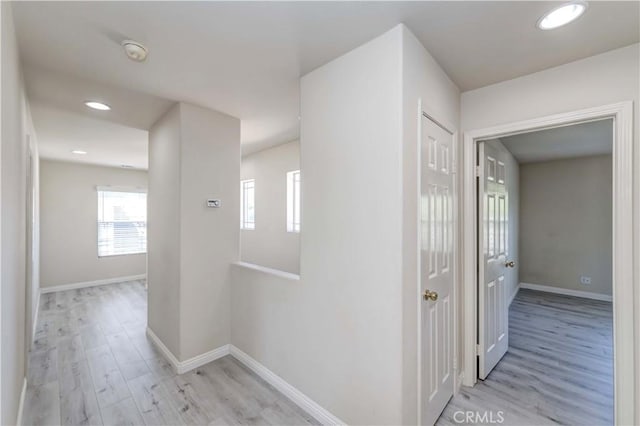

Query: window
97;188;147;257
240;179;255;230
287;170;301;233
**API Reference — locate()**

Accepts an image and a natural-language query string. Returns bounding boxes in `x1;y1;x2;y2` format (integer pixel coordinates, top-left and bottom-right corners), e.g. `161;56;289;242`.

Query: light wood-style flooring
23;280;318;426
437;289;613;426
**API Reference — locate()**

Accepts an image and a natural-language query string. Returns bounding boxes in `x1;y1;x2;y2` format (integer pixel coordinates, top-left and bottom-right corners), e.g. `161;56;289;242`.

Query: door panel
478;140;516;379
421;116;455;425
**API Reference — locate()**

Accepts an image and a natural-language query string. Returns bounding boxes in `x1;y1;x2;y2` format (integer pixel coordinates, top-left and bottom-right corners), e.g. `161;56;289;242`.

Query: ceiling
32;103;149;169
12;1;639;167
499;119;613;163
24;66;172;169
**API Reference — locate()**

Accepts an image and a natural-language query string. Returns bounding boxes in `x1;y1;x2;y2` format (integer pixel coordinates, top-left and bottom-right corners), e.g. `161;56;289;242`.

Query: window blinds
97;189;147;257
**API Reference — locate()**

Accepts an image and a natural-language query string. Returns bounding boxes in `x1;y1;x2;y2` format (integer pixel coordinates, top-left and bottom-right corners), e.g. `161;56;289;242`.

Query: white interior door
421;116;455;425
477;140;516;379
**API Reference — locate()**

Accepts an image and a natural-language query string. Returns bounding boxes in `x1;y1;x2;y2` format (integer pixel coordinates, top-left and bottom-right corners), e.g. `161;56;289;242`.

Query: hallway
437;289;613;425
23;281;317;426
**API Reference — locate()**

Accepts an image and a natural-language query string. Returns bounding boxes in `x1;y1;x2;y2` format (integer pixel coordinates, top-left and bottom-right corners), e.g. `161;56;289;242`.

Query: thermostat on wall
207;199;221;208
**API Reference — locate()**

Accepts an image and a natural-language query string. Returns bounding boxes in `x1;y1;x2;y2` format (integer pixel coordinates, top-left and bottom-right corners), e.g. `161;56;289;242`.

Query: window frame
96;187;147;258
286;170;301;233
240;179;256;230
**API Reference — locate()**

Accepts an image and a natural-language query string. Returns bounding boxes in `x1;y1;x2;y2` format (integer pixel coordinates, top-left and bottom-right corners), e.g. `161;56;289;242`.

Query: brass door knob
423;290;438;301
505;260;516;268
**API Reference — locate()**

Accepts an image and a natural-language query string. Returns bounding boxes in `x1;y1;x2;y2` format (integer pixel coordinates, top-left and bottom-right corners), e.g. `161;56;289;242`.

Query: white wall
520;155;612;295
178;103;239;360
25;109;40;359
1;3;41;423
232;25;404;425
231;24;461;425
39;160;147;287
400;26;461;424
148;104;182;357
148;102;240;361
241;140;300;274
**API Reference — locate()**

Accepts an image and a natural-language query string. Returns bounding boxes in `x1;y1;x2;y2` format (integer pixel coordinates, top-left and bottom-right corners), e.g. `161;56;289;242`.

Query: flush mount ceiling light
71;150;87;155
85;101;111;111
537;1;588;30
122;40;148;62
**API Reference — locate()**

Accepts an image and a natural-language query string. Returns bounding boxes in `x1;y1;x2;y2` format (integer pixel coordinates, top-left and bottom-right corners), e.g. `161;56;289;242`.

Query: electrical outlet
580;276;591;285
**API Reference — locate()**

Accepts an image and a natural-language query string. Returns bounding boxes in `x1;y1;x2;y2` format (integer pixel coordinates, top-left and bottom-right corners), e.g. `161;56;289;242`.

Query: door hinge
475;165;481;177
476;344;481;356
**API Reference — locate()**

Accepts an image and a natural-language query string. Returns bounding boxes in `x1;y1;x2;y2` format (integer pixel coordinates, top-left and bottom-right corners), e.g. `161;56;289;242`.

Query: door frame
416;102;459;425
461;101;635;424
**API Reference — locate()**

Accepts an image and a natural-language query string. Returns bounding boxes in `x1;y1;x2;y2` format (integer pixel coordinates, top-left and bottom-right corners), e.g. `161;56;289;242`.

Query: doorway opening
464;120;613;425
458;102;635;424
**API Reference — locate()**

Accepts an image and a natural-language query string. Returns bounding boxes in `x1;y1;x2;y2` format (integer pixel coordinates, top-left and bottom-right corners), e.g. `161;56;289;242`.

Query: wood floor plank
58;359;103;426
144;356;176;379
57;334;86;366
80;324;108;351
127;373;185;426
28;347;58;386
100;398;144;426
437;289;613;426
162;373;215;425
23;381;61;426
85;345;132;408
25;280;318;426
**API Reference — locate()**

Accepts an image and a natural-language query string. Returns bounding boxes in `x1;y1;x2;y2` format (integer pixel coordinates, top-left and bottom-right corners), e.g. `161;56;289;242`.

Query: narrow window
287;170;301;233
240;179;255;230
97;189;147;257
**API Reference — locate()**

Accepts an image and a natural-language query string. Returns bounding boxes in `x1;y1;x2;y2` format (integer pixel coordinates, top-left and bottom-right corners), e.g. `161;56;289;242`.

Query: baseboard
145;327;230;374
180;345;230;374
16;378;27;425
40;274;146;294
519;282;612;302
229;345;345;426
508;284;520;306
145;331;343;425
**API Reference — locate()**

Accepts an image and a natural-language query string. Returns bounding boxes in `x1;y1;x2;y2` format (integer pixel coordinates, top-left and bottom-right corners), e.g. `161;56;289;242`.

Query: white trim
229;345;345;426
176;344;229;374
146;329;343;425
461;101;636;424
146;327;181;370
232;261;300;281
179;345;230;374
32;287;40;340
416;99;423;426
146;327;230;374
16;378;26;426
508;284;520;306
40;274;146;294
520;282;612;302
96;185;147;193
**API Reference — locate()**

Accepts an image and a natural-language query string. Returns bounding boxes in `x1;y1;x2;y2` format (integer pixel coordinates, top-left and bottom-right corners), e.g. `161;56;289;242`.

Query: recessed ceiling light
122;40;148;62
85;101;111;111
537;1;588;30
71;150;87;155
